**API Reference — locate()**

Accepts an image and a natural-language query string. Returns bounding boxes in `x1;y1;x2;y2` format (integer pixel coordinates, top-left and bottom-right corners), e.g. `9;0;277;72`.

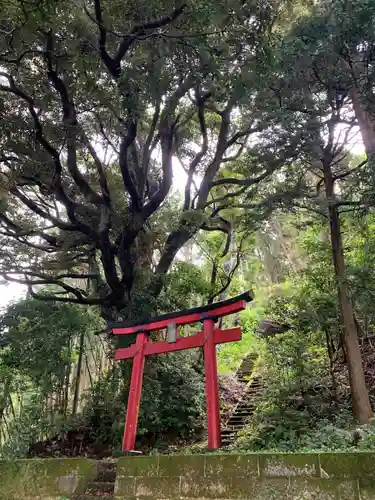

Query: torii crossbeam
110;291;253;452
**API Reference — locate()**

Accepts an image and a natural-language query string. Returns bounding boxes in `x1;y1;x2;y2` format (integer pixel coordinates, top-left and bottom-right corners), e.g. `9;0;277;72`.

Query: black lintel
108;290;254;330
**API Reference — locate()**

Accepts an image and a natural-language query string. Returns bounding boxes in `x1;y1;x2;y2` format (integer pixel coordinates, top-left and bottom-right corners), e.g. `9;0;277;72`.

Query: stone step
227;415;250;420
230;408;251;413
86;482;115;495
231;415;253;420
228;413;252;418
96;469;117;483
231;413;254;418
95;461;117;483
98;460;117;471
72;497;114;500
239;361;255;366
228;412;253;418
226;424;247;429
229;405;256;414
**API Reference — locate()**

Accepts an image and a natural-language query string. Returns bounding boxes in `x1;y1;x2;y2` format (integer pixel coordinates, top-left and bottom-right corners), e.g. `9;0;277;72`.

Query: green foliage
159;261;210;312
138;352;205;437
1;388;54;458
346;214;375;327
0;296;105;457
232;212;375;453
81;368;129;447
0;298;104;391
217;306;264;373
82;351;205;448
235;403;356;452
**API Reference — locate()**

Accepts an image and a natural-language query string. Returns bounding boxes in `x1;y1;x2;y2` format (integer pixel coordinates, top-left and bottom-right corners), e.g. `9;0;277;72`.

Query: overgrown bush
233;276;353;453
82;350;205;450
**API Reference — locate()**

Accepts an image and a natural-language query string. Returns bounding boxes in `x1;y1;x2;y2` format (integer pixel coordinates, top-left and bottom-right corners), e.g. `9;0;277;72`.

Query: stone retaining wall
0;458;97;499
0;453;374;499
115;453;374;499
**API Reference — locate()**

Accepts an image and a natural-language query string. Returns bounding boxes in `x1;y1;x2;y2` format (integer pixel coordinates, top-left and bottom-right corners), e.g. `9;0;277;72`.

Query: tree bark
325;329;338;402
351;87;375;165
72;330;85;416
323;157;373;423
0;377;11;430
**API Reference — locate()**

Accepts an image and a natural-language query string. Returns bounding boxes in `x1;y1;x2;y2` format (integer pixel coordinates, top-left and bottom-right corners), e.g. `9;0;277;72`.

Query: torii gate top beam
110;290;253;335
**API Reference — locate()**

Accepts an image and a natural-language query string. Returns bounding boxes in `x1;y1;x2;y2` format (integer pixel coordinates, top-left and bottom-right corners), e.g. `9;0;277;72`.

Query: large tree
0;0;283;320
261;5;374;423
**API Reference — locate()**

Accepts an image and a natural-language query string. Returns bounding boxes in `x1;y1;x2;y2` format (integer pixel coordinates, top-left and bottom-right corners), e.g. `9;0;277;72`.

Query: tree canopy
0;0;285;320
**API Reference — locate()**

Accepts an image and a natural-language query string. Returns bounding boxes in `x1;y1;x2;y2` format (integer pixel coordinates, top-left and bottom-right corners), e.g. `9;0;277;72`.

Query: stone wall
0;458;97;499
0;453;375;499
115;453;375;499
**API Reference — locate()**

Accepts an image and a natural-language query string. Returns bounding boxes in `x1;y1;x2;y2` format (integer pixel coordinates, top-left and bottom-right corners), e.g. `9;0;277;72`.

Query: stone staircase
73;460;116;499
235;353;258;384
221;353;262;447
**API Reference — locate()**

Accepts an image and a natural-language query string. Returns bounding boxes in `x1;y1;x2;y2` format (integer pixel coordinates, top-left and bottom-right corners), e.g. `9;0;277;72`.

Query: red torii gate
110;291;253;451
